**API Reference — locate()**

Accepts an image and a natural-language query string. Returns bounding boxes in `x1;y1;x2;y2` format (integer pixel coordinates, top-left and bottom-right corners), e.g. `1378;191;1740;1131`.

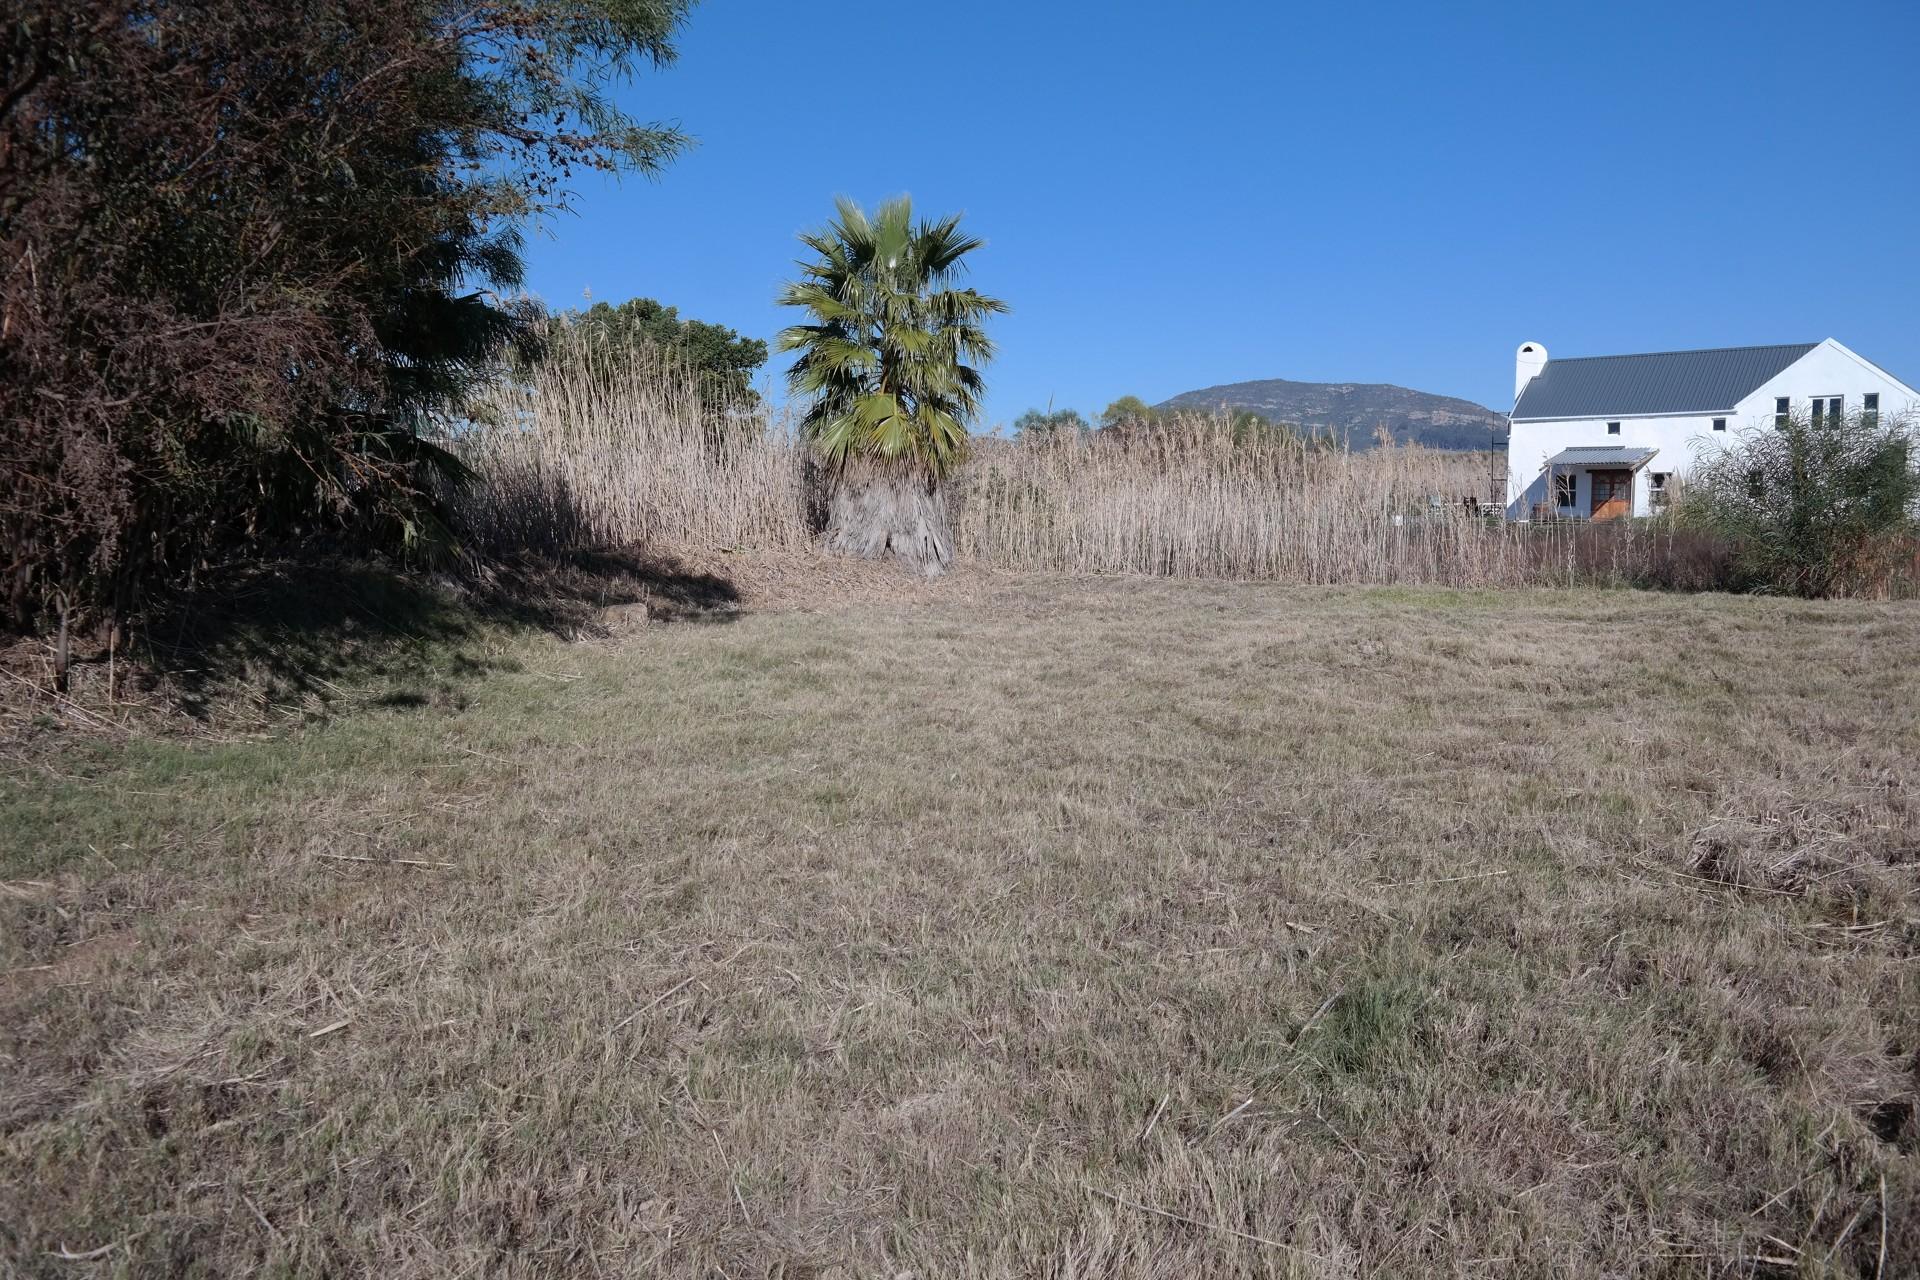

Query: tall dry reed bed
453;344;812;558
450;342;1724;589
953;428;1733;588
955;428;1496;583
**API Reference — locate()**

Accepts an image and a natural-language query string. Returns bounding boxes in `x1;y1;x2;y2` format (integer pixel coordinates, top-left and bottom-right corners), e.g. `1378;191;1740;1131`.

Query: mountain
1156;378;1505;450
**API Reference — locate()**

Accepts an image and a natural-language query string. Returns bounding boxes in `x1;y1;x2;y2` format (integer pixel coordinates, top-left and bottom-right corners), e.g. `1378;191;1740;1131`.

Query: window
1864;392;1880;427
1553;473;1576;509
1649;472;1672;509
1811;395;1842;426
1712;417;1727;432
1776;396;1790;427
1606;421;1621;436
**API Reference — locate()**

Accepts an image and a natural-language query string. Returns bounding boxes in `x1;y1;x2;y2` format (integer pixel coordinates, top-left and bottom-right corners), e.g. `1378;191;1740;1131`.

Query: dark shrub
1513;520;1739;593
1679;411;1919;597
1;1;691;638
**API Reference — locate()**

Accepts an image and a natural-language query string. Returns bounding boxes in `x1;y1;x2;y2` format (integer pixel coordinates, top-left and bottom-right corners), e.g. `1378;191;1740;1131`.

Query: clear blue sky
522;0;1920;430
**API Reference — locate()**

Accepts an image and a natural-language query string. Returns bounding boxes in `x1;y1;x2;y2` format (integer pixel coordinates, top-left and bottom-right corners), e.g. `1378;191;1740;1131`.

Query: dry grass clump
4;579;1918;1276
1687;767;1919;920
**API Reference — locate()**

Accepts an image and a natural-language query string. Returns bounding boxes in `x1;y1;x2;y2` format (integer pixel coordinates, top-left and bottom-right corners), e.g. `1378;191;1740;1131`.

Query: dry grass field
3;570;1918;1277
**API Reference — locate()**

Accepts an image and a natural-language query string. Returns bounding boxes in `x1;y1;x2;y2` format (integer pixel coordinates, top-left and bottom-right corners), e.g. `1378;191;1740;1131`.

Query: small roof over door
1545;446;1658;470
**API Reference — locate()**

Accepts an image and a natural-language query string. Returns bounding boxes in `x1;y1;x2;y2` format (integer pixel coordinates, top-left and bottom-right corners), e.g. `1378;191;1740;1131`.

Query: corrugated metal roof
1546;446;1659;469
1511;343;1817;420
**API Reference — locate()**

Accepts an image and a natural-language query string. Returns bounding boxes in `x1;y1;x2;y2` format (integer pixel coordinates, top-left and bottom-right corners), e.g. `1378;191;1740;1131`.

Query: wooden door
1589;470;1632;521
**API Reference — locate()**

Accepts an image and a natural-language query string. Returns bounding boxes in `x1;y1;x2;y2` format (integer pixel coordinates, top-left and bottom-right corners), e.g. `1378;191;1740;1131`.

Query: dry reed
955;427;1510;583
452;337;811;558
451;338;1716;589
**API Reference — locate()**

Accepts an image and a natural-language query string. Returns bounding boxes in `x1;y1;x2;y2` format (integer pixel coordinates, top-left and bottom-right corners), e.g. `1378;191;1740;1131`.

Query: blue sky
522;0;1920;430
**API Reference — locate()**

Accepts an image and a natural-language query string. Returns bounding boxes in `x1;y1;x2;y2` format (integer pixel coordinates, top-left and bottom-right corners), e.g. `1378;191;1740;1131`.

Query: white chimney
1515;342;1548;402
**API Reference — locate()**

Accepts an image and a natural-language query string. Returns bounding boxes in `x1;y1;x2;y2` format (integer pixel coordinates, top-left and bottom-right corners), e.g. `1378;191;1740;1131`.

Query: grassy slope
2;578;1917;1277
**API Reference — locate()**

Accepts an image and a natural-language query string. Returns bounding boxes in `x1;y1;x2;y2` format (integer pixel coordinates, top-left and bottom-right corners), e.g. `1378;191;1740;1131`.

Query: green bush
1679;410;1918;597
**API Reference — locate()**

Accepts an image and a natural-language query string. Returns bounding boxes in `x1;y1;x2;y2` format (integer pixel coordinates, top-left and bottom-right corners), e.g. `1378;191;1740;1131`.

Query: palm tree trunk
822;461;953;576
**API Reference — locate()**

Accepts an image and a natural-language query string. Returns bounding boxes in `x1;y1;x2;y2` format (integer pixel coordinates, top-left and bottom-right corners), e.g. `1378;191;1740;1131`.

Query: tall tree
1013;408;1087;440
553;298;767;407
777;196;1006;575
1100;395;1158;431
1;0;696;636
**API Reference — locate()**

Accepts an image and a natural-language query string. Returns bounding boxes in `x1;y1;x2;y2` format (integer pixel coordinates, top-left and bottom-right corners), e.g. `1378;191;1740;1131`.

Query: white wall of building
1505;339;1920;520
1507;413;1721;518
1737;340;1919;425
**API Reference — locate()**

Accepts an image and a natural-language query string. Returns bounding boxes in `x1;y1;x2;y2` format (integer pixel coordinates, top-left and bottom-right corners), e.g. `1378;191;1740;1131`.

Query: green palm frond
776;196;1006;479
775;282;862;325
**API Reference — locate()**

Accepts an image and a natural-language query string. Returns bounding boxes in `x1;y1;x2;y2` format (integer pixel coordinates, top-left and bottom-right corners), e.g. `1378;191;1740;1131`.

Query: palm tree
777;196;1006;574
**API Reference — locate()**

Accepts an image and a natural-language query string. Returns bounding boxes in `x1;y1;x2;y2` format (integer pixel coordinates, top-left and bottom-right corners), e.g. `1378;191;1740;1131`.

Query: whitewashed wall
1506;414;1722;518
1505;339;1919;520
1737;341;1919;426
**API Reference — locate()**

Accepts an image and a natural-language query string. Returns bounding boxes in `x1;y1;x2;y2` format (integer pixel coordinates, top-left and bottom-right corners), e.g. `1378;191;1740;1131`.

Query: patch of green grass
1301;972;1437;1080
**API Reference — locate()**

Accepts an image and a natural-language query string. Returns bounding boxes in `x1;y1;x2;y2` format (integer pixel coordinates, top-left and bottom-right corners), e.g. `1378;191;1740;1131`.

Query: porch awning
1545;446;1658;470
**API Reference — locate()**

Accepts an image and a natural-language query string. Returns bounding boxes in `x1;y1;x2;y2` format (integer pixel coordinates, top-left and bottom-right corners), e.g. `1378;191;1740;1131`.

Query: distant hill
1156;378;1504;450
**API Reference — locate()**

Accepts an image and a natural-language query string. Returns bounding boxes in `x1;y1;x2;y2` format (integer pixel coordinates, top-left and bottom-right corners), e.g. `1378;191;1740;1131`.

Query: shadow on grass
113;549;742;722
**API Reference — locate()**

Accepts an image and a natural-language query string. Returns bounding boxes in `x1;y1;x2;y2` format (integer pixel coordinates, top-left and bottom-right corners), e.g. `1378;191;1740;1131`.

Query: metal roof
1546;446;1659;470
1511;343;1818;420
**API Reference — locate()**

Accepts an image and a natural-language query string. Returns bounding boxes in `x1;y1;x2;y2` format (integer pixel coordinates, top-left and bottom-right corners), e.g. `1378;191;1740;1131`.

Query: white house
1504;339;1918;520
